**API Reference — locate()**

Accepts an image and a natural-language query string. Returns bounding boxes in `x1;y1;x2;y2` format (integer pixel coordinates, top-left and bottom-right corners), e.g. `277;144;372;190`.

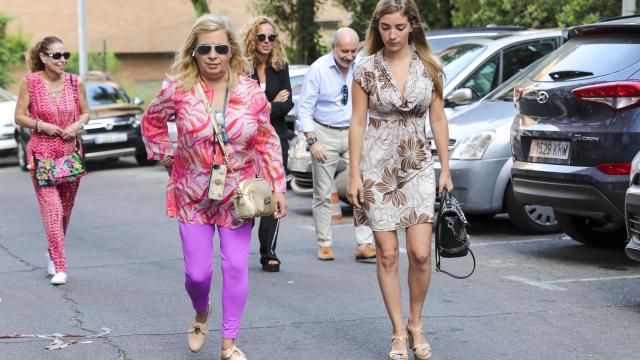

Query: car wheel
16;136;28;171
505;183;561;234
554;211;627;247
135;153;157;166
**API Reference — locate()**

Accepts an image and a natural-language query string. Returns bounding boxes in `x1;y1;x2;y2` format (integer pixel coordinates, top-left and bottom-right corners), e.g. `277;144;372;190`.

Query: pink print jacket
141;75;286;228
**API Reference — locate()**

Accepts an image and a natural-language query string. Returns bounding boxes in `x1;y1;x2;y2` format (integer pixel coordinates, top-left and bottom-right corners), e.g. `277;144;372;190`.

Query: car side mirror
445;88;473;107
133;96;144;106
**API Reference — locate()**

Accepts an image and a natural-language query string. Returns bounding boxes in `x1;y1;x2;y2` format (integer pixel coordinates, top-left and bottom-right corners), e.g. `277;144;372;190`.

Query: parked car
430;56;560;233
15;72;154;170
511;15;640;246
285;64;310;131
626;150;640;260
0;87;17;157
440;29;565;115
289;29;564;199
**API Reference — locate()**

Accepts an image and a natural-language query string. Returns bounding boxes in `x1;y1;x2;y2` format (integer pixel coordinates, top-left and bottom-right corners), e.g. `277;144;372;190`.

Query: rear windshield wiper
548;70;594;81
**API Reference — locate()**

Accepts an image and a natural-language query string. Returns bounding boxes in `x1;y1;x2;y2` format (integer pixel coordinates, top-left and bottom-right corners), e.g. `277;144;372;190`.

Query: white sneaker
50;272;68;285
46;252;56;276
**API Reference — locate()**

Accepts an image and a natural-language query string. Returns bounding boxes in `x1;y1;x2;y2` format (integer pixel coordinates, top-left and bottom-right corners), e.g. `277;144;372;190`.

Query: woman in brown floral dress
347;1;453;359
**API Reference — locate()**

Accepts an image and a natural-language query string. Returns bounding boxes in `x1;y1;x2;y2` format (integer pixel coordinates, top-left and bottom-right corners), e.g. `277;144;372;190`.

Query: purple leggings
178;221;252;339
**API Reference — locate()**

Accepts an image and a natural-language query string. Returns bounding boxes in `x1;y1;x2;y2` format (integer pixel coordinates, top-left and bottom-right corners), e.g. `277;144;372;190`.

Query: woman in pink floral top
141;14;287;360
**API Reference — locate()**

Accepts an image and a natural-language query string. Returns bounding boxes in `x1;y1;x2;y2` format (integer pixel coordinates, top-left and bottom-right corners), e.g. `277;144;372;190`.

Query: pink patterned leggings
32;178;80;273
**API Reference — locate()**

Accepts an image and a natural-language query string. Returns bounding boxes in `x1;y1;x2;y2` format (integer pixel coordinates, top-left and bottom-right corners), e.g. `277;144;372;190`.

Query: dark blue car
510;15;640;246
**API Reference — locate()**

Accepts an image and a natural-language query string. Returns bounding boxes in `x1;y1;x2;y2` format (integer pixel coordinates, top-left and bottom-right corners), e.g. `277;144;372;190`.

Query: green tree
0;13;28;88
451;0;618;28
190;0;210;16
256;0;325;64
336;0;453;39
66;52;119;75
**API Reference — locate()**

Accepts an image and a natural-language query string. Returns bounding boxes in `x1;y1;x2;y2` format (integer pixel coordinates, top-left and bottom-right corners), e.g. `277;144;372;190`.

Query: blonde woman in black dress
347;0;453;359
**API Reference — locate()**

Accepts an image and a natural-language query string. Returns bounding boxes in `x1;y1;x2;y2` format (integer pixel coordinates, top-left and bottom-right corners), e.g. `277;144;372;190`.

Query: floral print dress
141;75;286;228
353;46;436;231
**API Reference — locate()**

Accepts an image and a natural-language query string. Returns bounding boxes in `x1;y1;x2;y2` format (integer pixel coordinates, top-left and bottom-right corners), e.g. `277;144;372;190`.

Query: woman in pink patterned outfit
14;36;90;286
141;14;287;360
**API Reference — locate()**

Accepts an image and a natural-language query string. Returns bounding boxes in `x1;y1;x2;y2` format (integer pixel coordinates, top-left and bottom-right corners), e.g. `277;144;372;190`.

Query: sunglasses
194;44;230;56
341;85;348;105
256;33;277;42
47;52;71;60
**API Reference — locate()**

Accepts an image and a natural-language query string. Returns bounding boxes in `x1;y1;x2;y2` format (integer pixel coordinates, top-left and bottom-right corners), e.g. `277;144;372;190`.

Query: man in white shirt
296;27;375;261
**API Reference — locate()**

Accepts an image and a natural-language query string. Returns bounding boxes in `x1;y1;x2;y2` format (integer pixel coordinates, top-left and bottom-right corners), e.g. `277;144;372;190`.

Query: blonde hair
171;14;251;91
364;0;443;97
241;16;288;72
27;36;63;73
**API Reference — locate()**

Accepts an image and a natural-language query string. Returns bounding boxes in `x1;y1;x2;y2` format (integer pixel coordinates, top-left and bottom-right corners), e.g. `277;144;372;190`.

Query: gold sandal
389;335;408;360
407;324;432;360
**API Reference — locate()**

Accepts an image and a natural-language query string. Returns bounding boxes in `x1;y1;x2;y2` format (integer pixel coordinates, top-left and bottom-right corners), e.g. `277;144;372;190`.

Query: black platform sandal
260;257;281;272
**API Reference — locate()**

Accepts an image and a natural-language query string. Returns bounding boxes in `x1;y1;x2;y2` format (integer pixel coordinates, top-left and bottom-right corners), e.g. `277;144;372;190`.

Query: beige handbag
196;83;276;220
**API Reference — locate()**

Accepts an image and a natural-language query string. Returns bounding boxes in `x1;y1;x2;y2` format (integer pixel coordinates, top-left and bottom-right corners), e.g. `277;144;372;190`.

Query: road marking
504;274;640;291
473;236;567;247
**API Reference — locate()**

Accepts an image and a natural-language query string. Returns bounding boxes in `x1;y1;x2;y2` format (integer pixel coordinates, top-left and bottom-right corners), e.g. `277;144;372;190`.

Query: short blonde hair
241;16;288;72
171;14;251;91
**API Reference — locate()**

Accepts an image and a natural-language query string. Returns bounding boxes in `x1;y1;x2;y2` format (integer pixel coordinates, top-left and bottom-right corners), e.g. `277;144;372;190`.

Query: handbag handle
435;187;476;279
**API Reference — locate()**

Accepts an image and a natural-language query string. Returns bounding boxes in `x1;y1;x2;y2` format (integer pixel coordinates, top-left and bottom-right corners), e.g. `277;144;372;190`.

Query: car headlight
450;131;496;160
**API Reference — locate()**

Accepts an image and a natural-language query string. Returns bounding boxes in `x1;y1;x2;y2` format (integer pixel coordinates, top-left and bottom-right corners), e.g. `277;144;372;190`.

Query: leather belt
313;119;349;130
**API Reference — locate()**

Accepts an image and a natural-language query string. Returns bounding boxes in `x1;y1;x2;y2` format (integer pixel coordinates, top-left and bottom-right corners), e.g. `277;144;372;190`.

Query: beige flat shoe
220;345;247;360
389;335;408;360
407;324;432;360
187;304;211;353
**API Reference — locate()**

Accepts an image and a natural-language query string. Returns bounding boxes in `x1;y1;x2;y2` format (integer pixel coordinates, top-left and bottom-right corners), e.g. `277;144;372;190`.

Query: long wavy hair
241;16;288;72
27;36;64;73
171;14;251;91
364;0;443;97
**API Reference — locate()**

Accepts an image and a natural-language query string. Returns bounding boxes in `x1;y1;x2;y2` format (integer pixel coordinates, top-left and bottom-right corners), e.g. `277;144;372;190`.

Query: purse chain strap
196;81;261;196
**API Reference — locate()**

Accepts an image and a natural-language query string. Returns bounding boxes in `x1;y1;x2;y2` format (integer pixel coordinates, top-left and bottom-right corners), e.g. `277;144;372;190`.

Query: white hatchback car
0;87;17;157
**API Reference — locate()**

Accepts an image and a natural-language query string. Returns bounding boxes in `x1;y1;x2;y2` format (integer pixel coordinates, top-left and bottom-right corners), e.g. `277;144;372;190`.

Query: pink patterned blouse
26;72;81;166
141;75;286;228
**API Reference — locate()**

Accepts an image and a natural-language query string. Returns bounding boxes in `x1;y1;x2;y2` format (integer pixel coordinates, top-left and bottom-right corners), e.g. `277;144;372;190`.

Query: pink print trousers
178;221;252;339
32;178;80;273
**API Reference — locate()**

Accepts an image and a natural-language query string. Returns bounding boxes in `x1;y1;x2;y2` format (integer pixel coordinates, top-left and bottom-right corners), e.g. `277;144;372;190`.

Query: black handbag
434;188;475;279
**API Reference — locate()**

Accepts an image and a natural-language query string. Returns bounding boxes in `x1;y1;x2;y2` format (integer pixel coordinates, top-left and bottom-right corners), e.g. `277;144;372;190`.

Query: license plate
288;158;309;172
529;139;570;160
93;133;128;144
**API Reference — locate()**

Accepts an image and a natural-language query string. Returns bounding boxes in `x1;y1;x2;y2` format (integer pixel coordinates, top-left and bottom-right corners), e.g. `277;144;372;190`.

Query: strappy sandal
407;324;432;360
389;335;408;360
259;257;280;272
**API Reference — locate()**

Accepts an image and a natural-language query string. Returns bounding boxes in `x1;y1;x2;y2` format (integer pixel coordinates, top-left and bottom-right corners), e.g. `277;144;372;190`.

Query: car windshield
0;87;14;102
439;44;486;86
489;54;551;101
86;83;131;107
531;34;640;82
290;74;305;97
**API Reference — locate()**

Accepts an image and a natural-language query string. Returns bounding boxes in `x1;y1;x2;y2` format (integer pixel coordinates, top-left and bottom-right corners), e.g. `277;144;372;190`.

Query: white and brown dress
353;46;436;232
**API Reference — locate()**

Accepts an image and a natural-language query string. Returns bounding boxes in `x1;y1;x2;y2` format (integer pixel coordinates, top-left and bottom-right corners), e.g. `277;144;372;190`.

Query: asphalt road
1;157;640;360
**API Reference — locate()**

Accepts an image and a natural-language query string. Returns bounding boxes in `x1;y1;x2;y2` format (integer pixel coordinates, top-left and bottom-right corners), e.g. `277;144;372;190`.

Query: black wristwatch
306;136;318;146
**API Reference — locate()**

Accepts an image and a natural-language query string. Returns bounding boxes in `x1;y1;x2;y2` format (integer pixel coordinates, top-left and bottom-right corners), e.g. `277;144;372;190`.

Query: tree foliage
451;0;619;28
190;0;210;16
66;52;120;75
255;0;325;65
336;0;453;38
0;13;28;88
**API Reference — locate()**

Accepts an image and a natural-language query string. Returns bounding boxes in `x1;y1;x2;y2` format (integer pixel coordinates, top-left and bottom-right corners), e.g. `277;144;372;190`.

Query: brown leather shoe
355;244;377;261
318;246;335;261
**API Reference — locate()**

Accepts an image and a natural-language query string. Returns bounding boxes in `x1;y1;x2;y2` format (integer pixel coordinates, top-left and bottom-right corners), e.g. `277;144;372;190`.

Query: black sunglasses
341;84;348;105
194;44;230;56
47;52;71;60
256;33;277;42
